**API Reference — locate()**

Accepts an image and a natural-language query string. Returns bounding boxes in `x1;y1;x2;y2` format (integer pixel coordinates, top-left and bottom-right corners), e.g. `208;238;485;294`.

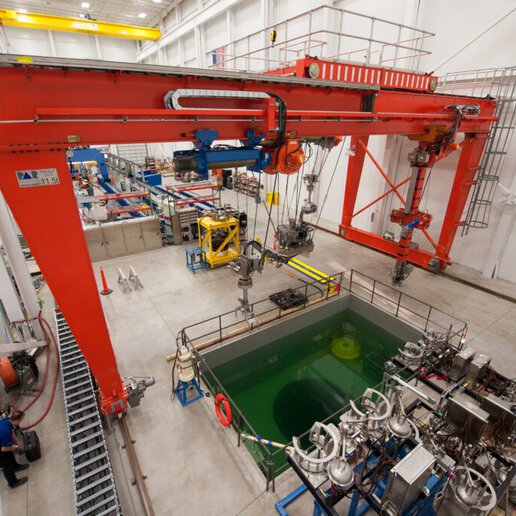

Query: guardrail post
266;456;275;492
350;269;354;292
395;291;402;317
371;280;376;303
425;306;432;331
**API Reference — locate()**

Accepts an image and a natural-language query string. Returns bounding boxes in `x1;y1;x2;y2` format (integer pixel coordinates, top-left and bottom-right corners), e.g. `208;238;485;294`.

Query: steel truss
0;54;496;411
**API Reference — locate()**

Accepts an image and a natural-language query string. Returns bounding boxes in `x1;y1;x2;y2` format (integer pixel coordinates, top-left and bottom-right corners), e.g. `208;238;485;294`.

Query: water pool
202;294;421;477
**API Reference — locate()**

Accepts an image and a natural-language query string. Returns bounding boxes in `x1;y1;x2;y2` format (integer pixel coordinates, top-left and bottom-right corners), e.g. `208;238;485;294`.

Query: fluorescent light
17;8;28;13
138;12;147;18
153;0;162;3
81;2;90;8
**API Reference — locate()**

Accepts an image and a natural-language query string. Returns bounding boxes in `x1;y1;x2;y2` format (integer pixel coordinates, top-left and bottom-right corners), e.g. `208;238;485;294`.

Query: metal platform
55;309;122;516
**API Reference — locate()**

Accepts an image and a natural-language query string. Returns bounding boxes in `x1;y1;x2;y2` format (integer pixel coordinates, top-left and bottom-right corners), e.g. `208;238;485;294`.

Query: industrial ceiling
0;0;175;27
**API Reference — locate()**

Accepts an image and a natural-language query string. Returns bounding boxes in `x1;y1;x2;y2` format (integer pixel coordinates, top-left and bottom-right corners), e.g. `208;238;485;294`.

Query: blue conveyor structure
71;148;110;180
97;177;144;218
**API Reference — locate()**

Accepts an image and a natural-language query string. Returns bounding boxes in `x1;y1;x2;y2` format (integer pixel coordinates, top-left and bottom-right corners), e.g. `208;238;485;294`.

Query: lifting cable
286;173;300;221
313;139;347;230
263;172;279;250
294;157;307;220
251;170;262;241
281;174;290;223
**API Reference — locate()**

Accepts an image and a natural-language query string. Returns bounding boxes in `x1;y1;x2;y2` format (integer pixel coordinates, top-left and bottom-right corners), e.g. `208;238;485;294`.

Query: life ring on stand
215;393;232;427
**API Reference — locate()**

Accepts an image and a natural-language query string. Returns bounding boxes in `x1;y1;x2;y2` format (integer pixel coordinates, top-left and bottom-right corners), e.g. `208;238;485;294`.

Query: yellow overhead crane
0;9;161;41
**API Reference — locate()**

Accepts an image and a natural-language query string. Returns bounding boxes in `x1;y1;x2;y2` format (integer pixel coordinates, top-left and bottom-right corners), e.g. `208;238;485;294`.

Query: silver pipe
390;374;437;404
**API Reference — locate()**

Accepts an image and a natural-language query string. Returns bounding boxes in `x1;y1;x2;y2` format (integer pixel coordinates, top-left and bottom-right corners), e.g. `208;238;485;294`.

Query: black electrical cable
266;93;287;148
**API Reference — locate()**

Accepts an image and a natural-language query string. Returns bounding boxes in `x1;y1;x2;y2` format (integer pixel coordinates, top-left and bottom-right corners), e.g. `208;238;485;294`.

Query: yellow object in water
330;336;361;361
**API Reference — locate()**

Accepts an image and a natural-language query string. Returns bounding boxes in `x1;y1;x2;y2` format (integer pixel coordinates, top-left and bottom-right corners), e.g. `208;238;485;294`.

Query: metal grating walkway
55;309;122;516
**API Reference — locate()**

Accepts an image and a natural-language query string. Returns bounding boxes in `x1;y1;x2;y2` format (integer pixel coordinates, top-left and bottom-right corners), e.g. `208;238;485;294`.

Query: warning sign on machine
16;168;60;188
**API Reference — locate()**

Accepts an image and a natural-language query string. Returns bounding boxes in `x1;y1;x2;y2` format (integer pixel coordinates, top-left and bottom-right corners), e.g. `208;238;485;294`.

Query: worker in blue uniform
0;410;29;488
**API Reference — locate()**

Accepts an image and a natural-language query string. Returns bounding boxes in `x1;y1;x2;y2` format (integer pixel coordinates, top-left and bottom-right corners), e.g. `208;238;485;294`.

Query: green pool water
210;309;404;474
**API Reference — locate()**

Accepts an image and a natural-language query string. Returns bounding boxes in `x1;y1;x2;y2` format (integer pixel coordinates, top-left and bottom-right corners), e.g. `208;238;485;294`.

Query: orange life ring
215;393;232;427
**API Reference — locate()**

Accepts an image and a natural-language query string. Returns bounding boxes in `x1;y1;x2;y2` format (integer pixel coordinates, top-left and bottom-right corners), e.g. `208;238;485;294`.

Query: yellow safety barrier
287;257;336;294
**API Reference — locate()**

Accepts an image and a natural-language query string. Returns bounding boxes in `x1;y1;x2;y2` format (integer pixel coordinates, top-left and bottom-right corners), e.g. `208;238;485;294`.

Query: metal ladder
438;67;516;235
55;309;122;516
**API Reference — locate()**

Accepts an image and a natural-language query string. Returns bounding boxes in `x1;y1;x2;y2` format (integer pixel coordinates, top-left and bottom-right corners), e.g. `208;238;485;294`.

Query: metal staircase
55;309;122;516
438;67;516;235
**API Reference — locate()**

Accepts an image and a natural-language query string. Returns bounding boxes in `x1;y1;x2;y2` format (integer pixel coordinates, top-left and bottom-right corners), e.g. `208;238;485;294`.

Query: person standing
0;410;29;489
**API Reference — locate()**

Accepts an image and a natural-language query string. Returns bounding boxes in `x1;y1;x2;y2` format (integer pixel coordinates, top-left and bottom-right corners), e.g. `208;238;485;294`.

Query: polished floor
1;191;515;516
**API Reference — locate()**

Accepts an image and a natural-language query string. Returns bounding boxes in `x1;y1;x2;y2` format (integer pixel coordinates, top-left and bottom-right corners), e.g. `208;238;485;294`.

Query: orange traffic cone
99;267;112;295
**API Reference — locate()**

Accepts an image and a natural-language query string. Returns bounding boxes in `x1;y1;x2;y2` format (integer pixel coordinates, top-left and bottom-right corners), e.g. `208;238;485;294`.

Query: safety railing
437;66;516;99
181;272;344;348
181;269;468;489
342;270;468;349
206;5;434;74
437;67;516;234
267;363;418;484
195;349;279;490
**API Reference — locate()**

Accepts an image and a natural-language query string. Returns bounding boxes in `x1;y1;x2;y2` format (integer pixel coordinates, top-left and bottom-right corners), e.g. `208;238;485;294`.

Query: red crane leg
435;134;489;269
340;136;369;233
0;151;127;414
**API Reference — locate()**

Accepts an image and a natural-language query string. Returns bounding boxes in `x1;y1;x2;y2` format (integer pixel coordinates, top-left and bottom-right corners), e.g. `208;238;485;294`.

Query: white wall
3;26;138;62
417;0;516;74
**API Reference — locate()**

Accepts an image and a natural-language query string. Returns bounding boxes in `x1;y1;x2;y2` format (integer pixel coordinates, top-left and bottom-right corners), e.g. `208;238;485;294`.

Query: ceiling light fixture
17;8;28;13
153;0;163;3
81;2;90;8
138;12;147;18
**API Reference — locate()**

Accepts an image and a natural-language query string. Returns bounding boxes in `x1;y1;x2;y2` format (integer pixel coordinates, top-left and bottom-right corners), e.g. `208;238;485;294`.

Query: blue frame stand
176;379;204;407
185;247;208;272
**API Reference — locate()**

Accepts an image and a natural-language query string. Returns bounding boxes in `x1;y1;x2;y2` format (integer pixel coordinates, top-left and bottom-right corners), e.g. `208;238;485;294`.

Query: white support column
0;25;10;54
261;0;269;68
226;9;233;69
0;192;43;337
157;20;166;65
0;252;25;323
48;30;57;57
178;37;184;66
194;24;205;68
482;179;516;278
94;35;103;60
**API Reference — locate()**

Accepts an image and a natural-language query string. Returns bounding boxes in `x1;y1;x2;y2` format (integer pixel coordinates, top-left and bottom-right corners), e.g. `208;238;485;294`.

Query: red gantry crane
0;54;495;412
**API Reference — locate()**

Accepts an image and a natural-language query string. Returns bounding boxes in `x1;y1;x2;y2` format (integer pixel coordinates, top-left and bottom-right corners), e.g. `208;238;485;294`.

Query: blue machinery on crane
173;129;272;181
70;148;110;181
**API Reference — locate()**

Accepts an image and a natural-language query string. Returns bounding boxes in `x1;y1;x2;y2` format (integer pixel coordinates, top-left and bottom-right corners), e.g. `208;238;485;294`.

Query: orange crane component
0;55;496;413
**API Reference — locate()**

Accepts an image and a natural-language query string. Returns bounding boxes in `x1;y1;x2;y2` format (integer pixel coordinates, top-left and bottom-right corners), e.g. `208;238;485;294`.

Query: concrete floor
1;188;515;516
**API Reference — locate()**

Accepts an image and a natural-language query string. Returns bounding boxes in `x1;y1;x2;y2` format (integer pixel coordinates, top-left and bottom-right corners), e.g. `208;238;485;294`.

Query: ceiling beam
0;8;161;41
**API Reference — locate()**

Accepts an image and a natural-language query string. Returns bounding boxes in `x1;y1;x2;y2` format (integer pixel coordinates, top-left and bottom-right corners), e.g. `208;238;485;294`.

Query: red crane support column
340;136;369;234
0;151;127;414
435;134;489;268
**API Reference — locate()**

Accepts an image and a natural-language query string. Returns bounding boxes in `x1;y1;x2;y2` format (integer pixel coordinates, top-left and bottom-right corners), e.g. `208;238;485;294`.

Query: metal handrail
205;5;434;73
182;272;344;347
182;268;468;489
344;269;468;346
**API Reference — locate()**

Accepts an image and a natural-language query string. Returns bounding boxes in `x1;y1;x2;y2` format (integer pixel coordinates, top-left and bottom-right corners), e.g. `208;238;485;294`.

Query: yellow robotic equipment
198;212;240;268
